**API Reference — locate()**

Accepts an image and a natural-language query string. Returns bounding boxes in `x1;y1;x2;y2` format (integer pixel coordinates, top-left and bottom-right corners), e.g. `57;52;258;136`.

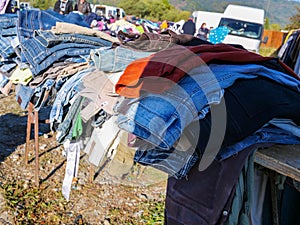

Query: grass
0;180;67;224
259;46;278;57
0;175;166;224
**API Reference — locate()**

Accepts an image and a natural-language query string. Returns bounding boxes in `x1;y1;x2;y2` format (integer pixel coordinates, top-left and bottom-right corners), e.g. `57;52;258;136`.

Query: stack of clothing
110;31;300;225
3;9;300;223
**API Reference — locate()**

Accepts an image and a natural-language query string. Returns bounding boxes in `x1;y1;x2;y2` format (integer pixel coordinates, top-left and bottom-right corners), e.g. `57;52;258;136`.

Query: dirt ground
0;89;167;225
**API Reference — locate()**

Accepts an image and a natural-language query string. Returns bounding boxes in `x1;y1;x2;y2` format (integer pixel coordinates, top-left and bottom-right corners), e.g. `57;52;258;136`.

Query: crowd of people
53;0;91;15
0;0;212;41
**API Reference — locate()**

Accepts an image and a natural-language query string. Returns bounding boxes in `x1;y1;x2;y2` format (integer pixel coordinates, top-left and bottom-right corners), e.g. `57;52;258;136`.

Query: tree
269;23;281;31
30;0;56;10
286;6;300;30
118;0;191;21
264;17;270;30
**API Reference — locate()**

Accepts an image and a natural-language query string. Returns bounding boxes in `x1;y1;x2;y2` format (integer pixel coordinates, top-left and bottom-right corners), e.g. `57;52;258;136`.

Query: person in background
54;0;73;15
182;16;196;35
116;8;120;20
11;0;19;13
107;13;116;24
75;0;91;16
197;22;210;40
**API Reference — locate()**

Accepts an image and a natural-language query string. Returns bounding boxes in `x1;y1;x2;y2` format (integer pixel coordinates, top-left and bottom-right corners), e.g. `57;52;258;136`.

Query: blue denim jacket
117;64;300;150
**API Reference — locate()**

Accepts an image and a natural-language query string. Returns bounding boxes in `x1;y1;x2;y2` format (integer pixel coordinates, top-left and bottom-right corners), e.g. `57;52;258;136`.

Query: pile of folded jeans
3;10;300;222
109;32;300;224
0;9;115;109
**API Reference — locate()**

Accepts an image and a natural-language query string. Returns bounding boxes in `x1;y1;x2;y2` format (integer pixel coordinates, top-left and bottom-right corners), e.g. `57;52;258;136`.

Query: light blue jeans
0;14;18;59
17;9;89;41
33;30;112;48
20;37;99;75
90;46;154;72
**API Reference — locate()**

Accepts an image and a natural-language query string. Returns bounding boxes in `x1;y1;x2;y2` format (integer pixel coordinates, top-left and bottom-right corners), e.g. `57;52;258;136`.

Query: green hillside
169;0;300;27
94;0;300;27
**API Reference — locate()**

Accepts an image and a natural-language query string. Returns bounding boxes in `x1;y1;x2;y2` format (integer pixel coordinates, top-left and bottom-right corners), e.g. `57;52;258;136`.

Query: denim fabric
117;64;300;150
127;77;300;177
32;79;56;111
15;84;35;109
116;65;248;150
64;56;89;64
268;118;300;137
0;74;9;88
56;95;84;143
135;125;300;178
134;144;199;179
55;76;69;91
21;37;97;75
0;14;18;59
294;53;300;76
209;63;300;93
0;14;17;34
90;46;154;72
0;60;17;74
0;35;16;59
194;77;300;167
50;67;95;124
217;126;300;161
33;30;112;48
17;9;89;41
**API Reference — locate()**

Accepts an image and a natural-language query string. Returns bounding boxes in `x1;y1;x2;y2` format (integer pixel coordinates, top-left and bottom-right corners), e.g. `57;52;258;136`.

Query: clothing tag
62;141;81;201
11;37;20;49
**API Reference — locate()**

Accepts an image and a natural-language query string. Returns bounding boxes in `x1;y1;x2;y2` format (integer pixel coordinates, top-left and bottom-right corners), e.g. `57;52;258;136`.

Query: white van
92;4;126;19
218;4;265;53
192;11;223;32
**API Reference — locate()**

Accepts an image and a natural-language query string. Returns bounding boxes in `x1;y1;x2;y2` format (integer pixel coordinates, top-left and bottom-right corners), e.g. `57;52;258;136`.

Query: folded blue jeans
133;77;300;177
117;64;300;150
0;14;18;59
21;38;98;75
90;46;154;72
33;30;112;48
17;9;89;41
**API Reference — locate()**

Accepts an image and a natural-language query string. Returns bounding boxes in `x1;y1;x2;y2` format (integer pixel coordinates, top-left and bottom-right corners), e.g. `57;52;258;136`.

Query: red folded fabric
116;43;298;98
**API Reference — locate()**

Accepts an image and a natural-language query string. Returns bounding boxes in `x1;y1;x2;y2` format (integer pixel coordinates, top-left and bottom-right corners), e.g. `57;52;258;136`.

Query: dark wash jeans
165;77;300;225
